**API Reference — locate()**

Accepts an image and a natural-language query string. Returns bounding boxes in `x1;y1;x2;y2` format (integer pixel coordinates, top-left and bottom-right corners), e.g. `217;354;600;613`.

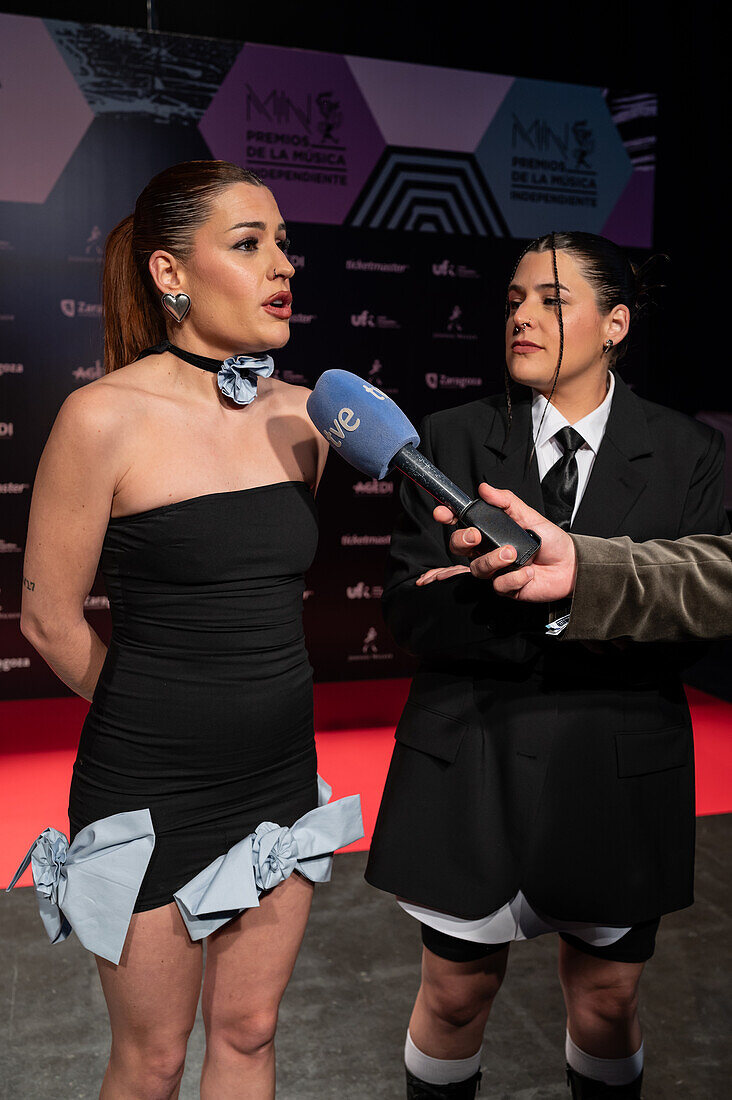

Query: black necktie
540;426;585;531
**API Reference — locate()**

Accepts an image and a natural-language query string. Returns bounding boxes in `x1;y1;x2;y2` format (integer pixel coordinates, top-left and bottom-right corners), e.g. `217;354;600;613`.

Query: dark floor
1;815;730;1099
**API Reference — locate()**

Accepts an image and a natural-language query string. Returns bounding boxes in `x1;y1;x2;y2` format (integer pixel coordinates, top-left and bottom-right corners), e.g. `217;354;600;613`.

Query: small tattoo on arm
23;576;36;592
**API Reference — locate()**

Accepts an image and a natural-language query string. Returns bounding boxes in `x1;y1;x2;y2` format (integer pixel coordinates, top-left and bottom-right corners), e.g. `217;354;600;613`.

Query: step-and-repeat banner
0;14;656;697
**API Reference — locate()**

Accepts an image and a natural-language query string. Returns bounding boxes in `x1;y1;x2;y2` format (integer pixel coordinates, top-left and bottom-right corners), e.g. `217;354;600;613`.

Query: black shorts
421;917;660;965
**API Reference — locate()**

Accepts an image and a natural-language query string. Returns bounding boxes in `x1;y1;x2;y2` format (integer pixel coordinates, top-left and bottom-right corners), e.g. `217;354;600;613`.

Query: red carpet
2;682;730;889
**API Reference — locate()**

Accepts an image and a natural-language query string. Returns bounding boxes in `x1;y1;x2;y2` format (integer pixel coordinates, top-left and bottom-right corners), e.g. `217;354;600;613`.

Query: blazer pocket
394;701;468;763
615;726;691;778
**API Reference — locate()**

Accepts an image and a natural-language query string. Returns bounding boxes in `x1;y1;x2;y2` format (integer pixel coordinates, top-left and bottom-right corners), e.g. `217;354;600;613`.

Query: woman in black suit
365;233;729;1100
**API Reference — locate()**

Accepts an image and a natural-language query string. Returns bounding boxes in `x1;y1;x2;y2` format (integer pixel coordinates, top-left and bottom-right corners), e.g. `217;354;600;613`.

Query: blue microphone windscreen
307;370;420;479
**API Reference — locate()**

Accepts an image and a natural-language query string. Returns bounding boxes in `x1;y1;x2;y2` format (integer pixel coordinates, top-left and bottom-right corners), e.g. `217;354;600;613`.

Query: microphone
306;370;540;567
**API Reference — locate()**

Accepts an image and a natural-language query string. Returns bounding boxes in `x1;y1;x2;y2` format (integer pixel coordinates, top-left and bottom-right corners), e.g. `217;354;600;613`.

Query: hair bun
630;252;669;315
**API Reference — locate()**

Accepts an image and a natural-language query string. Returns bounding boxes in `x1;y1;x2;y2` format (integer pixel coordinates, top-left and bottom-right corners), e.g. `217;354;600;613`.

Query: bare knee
422;965;505;1030
109;1030;190;1099
206;1005;280;1061
563;971;640;1026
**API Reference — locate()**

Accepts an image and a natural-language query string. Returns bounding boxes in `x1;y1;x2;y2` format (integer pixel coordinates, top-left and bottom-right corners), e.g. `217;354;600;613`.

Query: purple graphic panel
0;14;94;204
346;57;513;152
200;44;386;224
602;169;654;247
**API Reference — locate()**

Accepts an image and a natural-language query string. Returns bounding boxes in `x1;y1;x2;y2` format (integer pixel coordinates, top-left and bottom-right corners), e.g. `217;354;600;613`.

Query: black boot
406;1067;481;1098
566;1064;643;1099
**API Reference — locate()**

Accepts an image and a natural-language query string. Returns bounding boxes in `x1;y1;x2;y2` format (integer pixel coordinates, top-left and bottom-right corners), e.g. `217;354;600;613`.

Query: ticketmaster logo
346;259;409;274
341;534;391;547
0;362;23;376
0;482;29;494
0;656;30;673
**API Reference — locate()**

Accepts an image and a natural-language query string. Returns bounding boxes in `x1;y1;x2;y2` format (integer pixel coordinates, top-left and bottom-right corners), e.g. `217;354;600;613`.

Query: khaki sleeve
564;533;732;642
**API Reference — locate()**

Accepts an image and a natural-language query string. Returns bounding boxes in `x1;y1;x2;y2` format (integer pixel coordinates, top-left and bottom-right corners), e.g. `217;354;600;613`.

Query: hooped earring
603;338;614;354
161;292;191;323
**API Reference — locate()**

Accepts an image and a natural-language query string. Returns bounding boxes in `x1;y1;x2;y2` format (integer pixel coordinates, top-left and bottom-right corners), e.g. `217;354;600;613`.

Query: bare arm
21;385;123;701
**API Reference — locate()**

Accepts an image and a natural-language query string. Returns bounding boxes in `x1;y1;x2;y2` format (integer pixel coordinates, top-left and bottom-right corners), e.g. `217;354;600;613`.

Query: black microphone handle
392;443;541;568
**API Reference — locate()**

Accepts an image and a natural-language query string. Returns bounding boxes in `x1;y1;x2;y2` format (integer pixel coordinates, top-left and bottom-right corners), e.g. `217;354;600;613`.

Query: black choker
136;341;275;406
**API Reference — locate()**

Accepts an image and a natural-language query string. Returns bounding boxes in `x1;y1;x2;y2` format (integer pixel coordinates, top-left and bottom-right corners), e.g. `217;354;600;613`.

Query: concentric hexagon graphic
0;14;94;204
474;78;633;238
200;44;386;225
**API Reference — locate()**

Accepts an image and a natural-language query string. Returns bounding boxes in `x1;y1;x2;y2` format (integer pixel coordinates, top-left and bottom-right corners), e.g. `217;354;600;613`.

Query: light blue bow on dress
6;809;155;965
174;777;363;940
217;354;275;405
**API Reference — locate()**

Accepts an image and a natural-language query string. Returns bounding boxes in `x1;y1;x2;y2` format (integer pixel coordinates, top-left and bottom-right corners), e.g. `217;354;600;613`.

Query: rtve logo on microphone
322;382;386;448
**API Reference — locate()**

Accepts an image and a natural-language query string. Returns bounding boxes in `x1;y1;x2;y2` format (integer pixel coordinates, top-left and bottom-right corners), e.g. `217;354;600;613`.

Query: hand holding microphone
421;483;577;602
306;370;541;569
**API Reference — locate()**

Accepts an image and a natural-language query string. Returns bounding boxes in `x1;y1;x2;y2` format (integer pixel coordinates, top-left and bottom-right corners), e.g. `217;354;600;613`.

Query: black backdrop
1;1;729;700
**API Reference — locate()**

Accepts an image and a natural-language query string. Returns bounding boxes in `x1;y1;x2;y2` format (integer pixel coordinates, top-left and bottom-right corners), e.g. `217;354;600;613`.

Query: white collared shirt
532;370;615;525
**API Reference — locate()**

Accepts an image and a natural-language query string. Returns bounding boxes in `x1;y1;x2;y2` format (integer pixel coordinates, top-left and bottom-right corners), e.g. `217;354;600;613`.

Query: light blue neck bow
218;354;275;405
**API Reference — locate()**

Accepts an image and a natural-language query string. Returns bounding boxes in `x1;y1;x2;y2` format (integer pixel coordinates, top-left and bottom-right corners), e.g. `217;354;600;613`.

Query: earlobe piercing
603;339;614;353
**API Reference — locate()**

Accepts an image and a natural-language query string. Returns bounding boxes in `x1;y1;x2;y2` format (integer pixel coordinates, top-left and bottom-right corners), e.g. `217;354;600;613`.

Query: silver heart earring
161;292;191;323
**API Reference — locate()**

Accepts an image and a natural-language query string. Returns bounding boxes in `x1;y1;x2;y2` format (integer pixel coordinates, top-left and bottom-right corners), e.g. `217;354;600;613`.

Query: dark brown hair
103;160;263;373
503;230;666;425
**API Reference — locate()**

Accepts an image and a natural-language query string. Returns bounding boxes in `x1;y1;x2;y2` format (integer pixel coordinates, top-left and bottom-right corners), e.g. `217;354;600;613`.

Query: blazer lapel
481;391;544;511
571;374;653;536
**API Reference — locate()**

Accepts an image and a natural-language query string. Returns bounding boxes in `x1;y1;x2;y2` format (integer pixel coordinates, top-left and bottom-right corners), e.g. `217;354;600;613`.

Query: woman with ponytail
365;232;729;1098
16;160;362;1099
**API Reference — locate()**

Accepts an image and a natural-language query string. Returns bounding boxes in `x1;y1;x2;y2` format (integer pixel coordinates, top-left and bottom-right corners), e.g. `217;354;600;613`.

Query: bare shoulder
266;375;312;408
51;365;151;459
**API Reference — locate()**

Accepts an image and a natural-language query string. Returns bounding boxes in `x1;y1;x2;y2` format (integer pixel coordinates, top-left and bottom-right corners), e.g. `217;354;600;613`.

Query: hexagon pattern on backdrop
0;14;94;204
346;57;513;153
474;77;633;239
200;44;386;224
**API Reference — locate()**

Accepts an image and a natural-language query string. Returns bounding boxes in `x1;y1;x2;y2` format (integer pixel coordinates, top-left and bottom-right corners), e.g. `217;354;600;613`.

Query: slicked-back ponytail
103;214;164;374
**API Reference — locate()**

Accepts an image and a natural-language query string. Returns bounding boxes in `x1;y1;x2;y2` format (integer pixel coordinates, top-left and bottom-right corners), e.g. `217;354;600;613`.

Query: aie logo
0;422;14;438
353;479;394;496
72;360;104;383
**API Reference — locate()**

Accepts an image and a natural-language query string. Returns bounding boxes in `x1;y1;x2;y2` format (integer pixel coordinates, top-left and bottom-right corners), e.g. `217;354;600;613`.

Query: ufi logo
0;422;13;438
432;259;456;277
350;309;375;328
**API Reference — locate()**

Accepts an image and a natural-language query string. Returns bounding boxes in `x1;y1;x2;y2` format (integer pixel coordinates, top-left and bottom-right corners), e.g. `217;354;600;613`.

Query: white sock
405;1029;481;1086
566;1031;644;1087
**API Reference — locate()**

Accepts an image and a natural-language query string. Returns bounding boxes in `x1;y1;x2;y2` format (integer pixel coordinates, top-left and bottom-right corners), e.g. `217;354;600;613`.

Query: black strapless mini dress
69;481;319;912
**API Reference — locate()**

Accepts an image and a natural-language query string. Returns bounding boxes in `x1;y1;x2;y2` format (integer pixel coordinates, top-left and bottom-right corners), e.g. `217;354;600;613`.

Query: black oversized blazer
365;374;729;925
